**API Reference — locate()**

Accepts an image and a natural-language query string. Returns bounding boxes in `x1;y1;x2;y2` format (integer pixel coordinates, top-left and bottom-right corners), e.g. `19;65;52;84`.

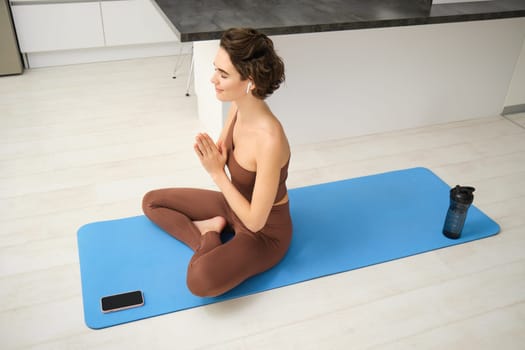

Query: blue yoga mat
77;167;499;329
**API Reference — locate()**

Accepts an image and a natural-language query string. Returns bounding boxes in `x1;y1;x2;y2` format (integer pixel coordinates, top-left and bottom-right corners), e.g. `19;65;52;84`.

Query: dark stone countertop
153;0;525;42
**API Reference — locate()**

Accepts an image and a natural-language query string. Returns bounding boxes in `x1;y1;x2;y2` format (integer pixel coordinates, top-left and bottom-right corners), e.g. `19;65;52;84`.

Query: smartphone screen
101;290;144;313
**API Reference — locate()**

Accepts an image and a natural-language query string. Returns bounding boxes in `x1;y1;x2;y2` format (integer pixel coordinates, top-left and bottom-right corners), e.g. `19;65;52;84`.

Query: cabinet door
101;0;177;46
11;2;105;53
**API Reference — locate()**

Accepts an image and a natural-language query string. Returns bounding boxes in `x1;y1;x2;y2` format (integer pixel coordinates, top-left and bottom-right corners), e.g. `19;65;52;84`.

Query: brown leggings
142;188;293;297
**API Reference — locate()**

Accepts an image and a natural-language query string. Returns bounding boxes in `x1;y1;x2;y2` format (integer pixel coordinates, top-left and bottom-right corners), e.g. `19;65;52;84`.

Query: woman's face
211;47;250;101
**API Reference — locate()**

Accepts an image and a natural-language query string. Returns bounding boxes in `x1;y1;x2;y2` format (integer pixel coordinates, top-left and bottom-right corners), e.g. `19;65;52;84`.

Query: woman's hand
194;133;227;178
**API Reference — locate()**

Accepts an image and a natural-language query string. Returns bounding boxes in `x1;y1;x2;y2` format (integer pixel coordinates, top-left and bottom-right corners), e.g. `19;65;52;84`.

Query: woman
142;28;292;297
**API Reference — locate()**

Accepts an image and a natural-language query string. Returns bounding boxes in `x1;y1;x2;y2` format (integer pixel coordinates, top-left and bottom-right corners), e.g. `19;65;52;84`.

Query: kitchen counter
150;0;525;145
152;0;525;42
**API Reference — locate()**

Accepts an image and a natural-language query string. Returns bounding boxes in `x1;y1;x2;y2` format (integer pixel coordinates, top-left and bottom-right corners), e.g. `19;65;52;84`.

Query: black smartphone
101;290;144;313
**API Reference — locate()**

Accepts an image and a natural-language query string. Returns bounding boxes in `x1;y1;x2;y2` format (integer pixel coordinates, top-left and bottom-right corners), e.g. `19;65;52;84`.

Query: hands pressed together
194;133;227;177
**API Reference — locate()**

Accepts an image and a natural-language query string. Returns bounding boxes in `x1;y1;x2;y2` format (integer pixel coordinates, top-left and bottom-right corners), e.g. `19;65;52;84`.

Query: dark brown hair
220;28;285;99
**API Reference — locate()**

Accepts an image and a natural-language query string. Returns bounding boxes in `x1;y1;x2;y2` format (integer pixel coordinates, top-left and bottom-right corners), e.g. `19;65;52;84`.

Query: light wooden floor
1;55;524;349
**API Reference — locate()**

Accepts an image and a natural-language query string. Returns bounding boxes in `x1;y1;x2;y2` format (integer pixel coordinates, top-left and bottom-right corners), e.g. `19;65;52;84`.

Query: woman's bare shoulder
255;113;290;160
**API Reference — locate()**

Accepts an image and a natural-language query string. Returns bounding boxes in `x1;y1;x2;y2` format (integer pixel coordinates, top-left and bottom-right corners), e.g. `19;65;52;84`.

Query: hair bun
220;28;285;99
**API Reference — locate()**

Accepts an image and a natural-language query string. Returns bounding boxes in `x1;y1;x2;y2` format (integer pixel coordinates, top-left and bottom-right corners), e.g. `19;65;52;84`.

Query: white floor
1;56;524;349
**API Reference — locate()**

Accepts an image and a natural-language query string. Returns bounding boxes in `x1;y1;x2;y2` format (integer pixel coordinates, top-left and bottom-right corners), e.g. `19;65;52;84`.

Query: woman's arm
215;136;282;232
194;129;284;232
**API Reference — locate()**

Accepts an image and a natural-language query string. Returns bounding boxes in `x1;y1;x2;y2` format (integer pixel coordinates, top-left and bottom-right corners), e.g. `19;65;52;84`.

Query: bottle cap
450;185;475;204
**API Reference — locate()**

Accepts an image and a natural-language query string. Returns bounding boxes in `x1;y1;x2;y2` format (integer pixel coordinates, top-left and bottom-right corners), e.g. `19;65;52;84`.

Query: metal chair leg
172;45;185;79
185;53;194;97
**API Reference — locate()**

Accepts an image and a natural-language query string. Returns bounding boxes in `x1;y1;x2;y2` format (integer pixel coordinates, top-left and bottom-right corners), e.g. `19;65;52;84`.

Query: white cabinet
10;0;177;53
101;0;177;46
11;2;105;53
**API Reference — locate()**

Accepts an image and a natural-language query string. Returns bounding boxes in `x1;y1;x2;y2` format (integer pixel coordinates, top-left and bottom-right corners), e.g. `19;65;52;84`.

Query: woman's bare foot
193;216;227;235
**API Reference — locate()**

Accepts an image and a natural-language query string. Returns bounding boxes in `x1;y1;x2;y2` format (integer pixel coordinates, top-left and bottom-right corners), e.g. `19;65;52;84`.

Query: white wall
193;40;230;140
504;36;525;108
192;18;525;145
268;18;525;144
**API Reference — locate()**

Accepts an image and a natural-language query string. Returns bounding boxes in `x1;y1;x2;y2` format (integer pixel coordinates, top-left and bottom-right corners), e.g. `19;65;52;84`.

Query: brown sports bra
225;114;289;204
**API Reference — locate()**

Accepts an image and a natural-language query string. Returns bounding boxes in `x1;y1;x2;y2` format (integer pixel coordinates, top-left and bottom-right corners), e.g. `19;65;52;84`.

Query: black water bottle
443;185;475;239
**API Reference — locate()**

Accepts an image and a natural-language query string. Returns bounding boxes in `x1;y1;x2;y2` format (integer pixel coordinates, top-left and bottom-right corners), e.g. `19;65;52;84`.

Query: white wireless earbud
246;82;252;94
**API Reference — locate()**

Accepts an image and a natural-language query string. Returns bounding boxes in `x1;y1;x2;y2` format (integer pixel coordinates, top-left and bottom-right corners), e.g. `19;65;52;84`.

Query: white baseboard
25;41;192;68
